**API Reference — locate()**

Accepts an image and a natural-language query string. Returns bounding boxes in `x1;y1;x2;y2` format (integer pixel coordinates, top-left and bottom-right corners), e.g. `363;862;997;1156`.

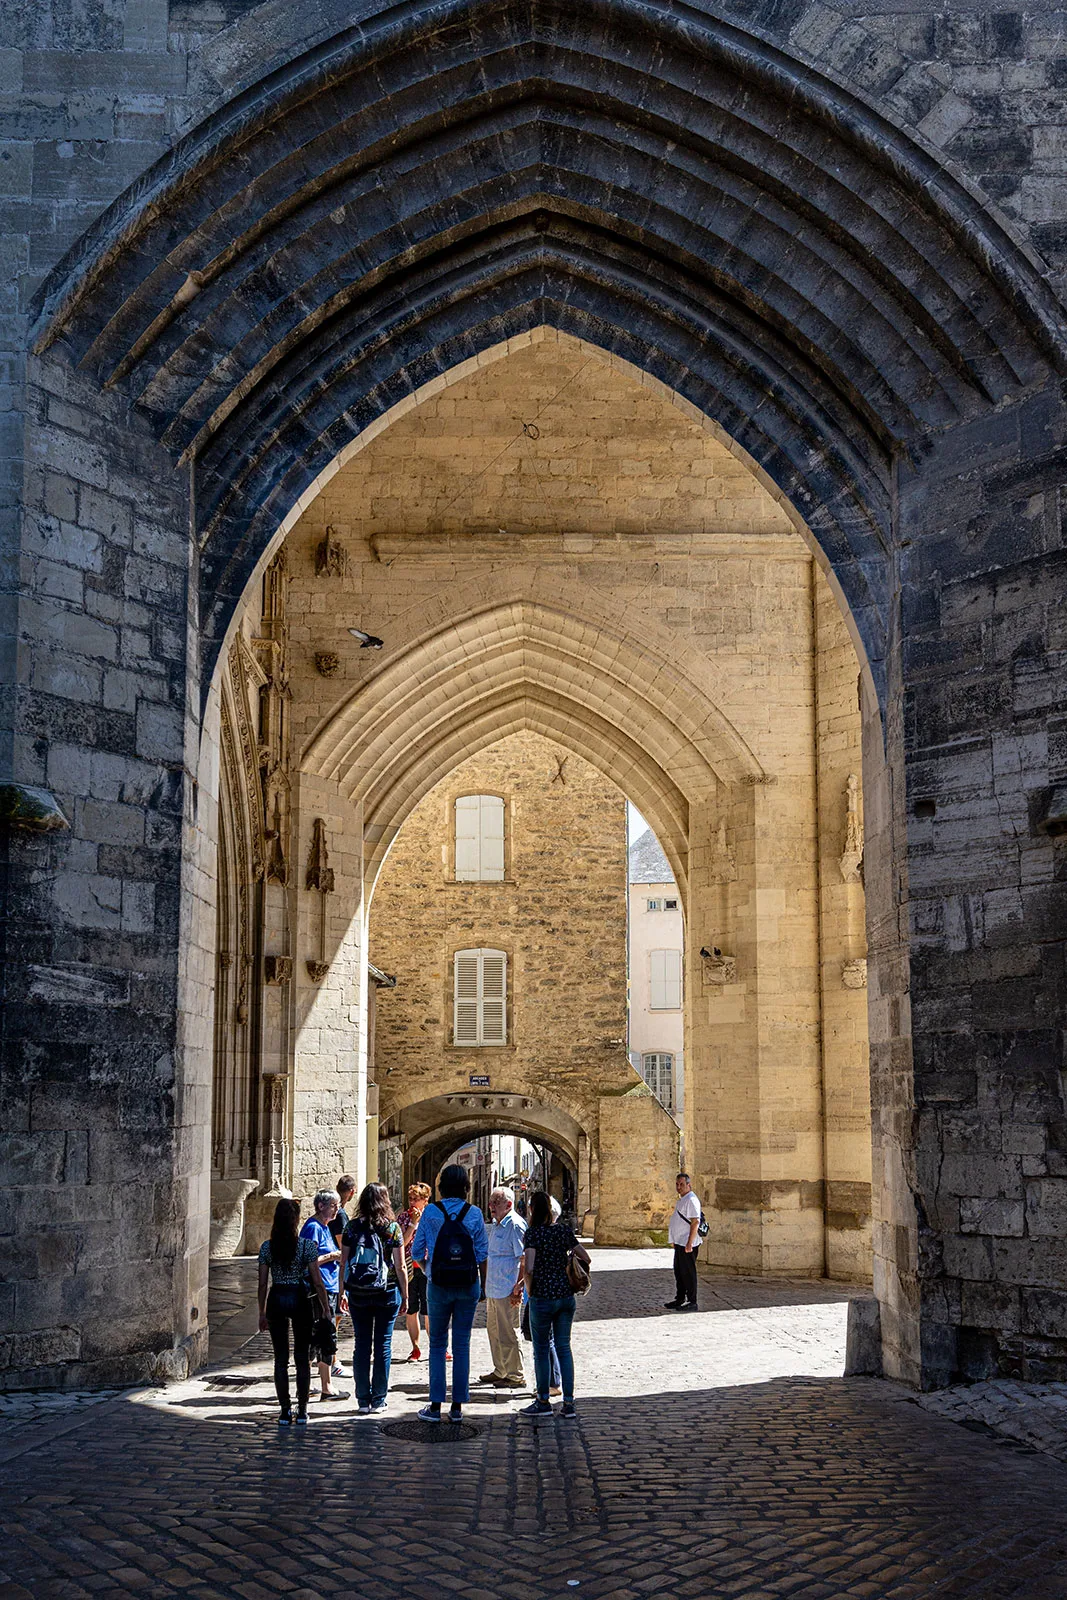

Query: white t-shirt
669;1190;701;1246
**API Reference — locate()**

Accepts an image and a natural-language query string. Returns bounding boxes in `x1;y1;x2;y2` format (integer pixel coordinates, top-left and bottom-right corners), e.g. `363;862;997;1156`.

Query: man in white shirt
665;1171;701;1311
478;1187;528;1387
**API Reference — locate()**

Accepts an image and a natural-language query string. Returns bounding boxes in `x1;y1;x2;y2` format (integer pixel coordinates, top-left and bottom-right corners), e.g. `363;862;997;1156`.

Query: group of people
257;1162;592;1425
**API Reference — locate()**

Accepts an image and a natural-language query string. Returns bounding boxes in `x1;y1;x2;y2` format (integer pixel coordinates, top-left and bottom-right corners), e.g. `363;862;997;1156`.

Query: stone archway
6;0;1067;1393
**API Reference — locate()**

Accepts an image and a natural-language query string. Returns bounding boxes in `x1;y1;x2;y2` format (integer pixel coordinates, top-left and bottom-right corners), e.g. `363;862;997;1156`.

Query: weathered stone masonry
3;0;1067;1390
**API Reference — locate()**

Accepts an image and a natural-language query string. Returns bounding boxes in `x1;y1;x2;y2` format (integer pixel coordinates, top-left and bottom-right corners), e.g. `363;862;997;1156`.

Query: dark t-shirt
525;1222;578;1300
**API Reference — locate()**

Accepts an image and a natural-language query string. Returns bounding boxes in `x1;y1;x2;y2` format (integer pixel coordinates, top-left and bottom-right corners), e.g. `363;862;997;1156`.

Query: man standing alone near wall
665;1172;701;1311
478;1188;527;1389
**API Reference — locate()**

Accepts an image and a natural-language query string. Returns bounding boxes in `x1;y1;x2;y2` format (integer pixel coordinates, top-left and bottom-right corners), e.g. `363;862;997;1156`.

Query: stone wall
282;334;870;1269
365;729;680;1243
4;0;1067;1390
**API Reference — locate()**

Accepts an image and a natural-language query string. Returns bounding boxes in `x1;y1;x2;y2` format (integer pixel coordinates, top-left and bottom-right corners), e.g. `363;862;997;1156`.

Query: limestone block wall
278;336;870;1269
597;1086;682;1247
366;731;658;1236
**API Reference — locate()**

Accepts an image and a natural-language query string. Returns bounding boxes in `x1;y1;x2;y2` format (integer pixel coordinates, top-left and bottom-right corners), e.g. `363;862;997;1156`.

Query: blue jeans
530;1295;576;1402
426;1280;480;1404
350;1286;402;1406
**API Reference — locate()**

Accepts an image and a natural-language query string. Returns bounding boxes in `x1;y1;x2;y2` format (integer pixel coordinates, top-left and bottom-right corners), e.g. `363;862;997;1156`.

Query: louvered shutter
453;949;507;1044
455;796;481;881
480;796;505;881
454;795;505;881
650;949;682;1010
480;950;507;1043
454;951;480;1043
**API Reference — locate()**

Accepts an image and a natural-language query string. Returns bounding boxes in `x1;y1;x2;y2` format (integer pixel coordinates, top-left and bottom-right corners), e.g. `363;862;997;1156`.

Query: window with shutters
454;795;506;881
453;948;508;1045
642;1052;674;1110
649;948;682;1010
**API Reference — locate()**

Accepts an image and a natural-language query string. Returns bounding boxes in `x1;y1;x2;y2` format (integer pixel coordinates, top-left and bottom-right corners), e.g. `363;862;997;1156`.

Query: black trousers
266;1286;314;1414
672;1245;699;1306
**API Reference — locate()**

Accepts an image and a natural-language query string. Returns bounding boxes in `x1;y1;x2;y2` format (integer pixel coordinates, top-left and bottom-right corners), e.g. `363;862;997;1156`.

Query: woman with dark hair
520;1190;591;1421
339;1183;408;1414
258;1197;331;1425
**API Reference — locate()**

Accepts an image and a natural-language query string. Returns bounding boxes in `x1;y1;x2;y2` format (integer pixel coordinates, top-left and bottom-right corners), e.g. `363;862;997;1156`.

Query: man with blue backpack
410;1164;489;1422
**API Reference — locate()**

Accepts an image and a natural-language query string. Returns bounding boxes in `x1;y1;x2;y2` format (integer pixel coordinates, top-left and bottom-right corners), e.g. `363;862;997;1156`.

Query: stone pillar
688;767;826;1277
289;773;367;1198
0;357;210;1388
887;391;1067;1387
813;569;873;1281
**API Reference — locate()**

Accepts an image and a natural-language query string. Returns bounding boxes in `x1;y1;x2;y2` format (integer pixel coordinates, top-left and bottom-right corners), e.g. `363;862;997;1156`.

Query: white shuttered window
453;948;508;1045
454;795;505;881
649;948;682;1010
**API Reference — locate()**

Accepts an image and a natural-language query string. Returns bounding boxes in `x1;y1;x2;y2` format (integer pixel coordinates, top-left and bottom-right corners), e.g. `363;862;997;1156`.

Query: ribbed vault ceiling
34;0;1067;687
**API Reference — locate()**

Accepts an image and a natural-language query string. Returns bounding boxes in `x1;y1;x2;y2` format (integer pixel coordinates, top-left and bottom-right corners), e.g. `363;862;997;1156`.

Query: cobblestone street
3;1251;1067;1599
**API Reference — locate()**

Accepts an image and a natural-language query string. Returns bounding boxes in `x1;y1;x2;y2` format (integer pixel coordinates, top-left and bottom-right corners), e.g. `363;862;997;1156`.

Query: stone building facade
368;729;682;1243
4;0;1067;1393
628;828;685;1121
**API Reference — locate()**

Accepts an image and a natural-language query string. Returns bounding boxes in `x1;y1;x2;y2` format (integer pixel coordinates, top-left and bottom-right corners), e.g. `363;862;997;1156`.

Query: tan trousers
486;1295;524;1380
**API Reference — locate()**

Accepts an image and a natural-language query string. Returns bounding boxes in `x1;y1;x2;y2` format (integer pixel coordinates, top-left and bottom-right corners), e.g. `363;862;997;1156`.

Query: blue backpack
430;1201;478;1288
345;1222;388;1295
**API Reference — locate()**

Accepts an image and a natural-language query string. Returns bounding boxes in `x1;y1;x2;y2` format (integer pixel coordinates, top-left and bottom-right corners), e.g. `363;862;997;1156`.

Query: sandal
399;1347;422;1362
318;1389;350;1401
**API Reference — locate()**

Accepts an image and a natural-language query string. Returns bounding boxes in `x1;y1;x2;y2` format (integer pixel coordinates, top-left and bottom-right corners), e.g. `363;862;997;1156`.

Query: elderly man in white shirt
477;1187;528;1388
665;1171;702;1310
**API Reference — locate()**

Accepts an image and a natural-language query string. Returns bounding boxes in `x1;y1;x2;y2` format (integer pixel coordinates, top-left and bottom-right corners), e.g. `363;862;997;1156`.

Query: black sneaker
449;1402;463;1422
680;1301;699;1311
519;1399;553;1419
278;1410;293;1426
663;1299;684;1309
560;1401;577;1421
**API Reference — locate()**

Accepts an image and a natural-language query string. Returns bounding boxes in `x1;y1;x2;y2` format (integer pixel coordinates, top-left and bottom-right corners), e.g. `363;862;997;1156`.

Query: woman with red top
396;1181;431;1360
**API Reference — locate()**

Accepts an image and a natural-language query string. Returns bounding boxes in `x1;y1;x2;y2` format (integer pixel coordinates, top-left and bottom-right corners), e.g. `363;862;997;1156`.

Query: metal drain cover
381;1419;478;1443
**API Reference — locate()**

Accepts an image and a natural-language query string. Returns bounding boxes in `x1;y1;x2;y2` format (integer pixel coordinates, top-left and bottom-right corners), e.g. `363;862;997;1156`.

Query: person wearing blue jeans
350;1285;403;1411
530;1296;575;1402
520;1190;591;1420
410;1164;489;1422
339;1183;409;1415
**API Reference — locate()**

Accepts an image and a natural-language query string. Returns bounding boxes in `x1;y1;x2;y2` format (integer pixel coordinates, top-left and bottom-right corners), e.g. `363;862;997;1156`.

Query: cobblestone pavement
3;1251;1067;1598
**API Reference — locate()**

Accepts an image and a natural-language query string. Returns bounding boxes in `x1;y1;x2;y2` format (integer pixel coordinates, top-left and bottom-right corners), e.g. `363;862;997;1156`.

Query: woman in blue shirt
410;1165;489;1423
299;1189;349;1401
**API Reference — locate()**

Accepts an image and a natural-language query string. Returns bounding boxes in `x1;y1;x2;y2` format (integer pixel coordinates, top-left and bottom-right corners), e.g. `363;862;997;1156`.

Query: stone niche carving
263;955;293;985
842;958;868;989
701;949;737;985
709;818;737;883
840;773;864;883
315;526;347;578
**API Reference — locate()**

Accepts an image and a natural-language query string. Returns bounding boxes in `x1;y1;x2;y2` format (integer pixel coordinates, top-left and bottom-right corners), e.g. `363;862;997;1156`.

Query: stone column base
209;1179;259;1258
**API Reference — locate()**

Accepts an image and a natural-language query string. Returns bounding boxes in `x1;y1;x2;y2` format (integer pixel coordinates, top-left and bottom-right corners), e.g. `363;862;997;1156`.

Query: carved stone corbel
264;955;293;985
701;949;737;986
843;958;868;989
